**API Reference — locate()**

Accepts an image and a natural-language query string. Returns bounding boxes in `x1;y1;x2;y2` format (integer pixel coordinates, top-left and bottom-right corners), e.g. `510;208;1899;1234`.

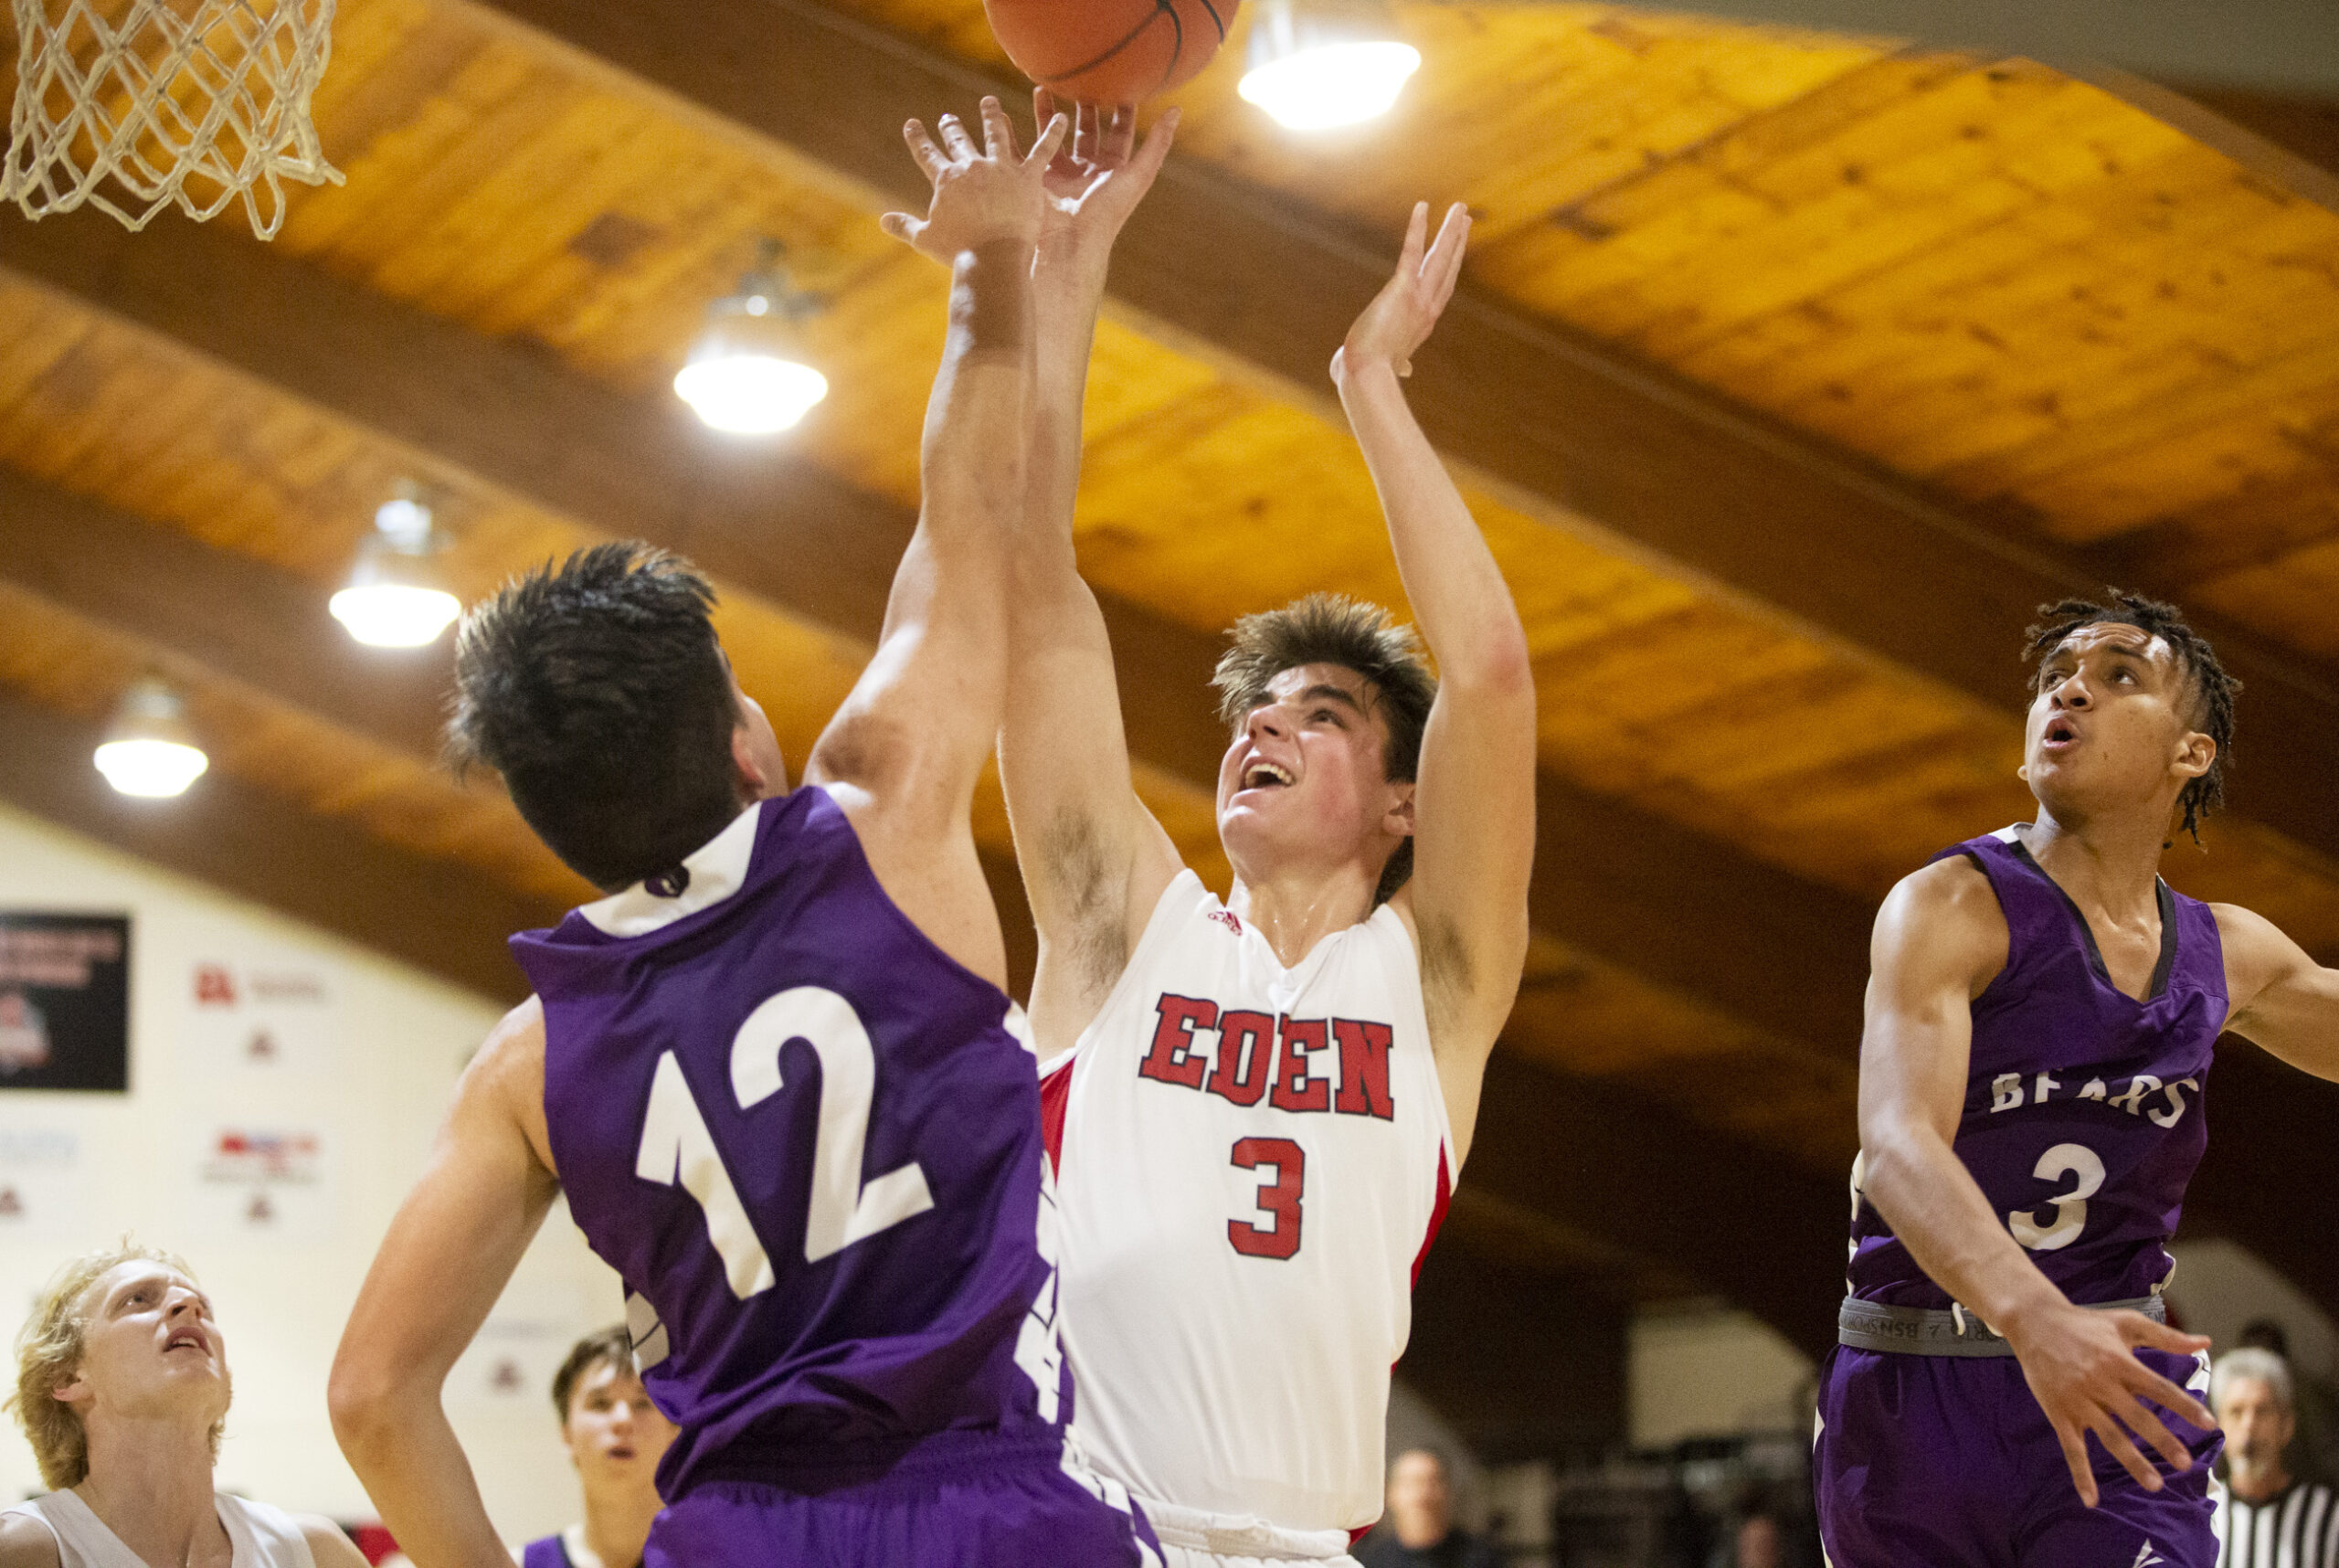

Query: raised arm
329;1003;561;1568
2217;902;2339;1081
1857;859;2212;1509
1331;202;1534;1149
805;97;1064;988
997;96;1185;1051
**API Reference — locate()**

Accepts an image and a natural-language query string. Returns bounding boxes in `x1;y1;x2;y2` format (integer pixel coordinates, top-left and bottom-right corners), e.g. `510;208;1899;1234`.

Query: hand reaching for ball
1032;90;1178;268
882;95;1070;262
1334;200;1471;387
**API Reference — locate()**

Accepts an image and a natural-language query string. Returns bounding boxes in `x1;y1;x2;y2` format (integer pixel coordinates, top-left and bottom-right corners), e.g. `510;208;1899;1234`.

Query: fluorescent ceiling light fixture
93;678;208;799
331;493;463;648
1240;1;1420;131
675;242;830;435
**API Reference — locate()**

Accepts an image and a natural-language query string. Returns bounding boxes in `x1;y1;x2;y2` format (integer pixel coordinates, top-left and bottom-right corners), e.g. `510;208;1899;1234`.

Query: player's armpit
329;1001;559;1568
2215;902;2339;1082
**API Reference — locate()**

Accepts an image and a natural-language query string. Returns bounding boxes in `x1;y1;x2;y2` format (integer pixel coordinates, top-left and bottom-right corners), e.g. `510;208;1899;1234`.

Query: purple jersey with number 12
510;788;1074;1501
1847;826;2227;1310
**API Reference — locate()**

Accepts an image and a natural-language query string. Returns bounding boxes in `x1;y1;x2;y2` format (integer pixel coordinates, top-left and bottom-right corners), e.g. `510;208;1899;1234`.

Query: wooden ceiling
3;0;2335;1393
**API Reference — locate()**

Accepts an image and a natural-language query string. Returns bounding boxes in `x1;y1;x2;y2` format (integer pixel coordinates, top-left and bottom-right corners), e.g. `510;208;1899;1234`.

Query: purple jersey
1848;827;2227;1309
511;789;1072;1500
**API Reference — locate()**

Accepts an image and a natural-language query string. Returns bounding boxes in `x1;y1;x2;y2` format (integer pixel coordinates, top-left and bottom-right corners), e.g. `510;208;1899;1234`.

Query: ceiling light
674;241;829;436
1239;0;1420;132
93;678;208;799
329;492;462;648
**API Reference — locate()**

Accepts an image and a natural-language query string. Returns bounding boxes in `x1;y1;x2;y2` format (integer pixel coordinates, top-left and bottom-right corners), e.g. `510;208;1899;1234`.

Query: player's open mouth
164;1328;206;1356
1241;761;1295;790
608;1445;635;1461
2042;718;2080;750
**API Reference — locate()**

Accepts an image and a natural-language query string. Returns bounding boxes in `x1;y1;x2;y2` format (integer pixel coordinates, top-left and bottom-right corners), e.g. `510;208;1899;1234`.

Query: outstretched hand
1031;90;1178;267
882;95;1069;262
1333;199;1469;386
2008;1302;2216;1508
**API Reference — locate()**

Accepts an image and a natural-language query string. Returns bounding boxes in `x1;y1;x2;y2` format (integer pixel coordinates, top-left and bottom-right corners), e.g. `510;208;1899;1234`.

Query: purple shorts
1815;1343;2220;1568
646;1428;1160;1568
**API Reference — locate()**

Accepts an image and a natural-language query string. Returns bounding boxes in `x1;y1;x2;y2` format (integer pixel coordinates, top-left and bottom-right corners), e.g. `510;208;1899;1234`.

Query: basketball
983;0;1239;104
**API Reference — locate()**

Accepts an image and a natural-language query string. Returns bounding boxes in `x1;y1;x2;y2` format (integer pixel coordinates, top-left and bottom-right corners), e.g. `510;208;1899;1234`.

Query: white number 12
634;986;934;1299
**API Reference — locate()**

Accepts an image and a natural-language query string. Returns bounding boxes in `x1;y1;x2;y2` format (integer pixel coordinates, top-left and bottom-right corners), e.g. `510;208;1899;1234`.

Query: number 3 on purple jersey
2008;1140;2103;1253
635;986;936;1298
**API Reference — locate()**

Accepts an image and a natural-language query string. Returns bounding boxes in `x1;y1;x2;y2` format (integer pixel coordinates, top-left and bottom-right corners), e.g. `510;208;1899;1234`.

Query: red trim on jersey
1039;1053;1076;1175
1350;1525;1373;1547
1410;1145;1453;1288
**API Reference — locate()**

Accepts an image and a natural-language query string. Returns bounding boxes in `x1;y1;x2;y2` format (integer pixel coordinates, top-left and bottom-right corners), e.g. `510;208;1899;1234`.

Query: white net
4;0;342;238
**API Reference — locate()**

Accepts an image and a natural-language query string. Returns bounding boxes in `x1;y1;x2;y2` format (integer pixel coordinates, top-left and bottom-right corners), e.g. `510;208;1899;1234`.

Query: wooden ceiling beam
0;690;559;1002
456;0;2339;869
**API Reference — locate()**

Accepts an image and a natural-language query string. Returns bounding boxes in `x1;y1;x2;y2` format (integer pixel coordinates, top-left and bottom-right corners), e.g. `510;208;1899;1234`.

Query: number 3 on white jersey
2008;1141;2104;1253
635;986;934;1298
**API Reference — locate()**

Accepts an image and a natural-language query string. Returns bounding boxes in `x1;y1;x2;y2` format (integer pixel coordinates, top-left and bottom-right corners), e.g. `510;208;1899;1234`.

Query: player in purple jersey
327;100;1158;1568
1819;591;2339;1568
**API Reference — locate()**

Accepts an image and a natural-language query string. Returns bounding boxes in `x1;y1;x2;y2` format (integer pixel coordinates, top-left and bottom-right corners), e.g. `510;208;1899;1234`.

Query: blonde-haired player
975;98;1533;1566
0;1242;369;1568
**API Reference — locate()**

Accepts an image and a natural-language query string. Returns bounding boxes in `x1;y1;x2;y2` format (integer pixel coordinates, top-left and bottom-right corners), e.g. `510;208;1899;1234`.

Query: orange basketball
983;0;1239;104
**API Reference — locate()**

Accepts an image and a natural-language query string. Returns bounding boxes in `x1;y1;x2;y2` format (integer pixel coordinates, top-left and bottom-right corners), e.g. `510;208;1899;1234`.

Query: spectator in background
2240;1319;2339;1485
518;1329;676;1568
2211;1348;2339;1568
1730;1508;1784;1568
1356;1448;1498;1568
0;1241;369;1568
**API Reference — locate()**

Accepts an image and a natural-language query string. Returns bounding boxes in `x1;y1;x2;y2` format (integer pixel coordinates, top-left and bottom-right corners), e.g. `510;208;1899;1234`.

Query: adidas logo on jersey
1138;993;1395;1119
1206;908;1244;936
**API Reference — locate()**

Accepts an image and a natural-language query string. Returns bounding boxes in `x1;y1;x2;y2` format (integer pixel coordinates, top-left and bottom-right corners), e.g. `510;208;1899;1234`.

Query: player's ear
2173;728;2215;781
1383;779;1415;840
730;721;774;800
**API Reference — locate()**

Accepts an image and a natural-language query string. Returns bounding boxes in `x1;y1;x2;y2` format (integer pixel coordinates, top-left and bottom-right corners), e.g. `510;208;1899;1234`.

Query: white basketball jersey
1042;871;1454;1536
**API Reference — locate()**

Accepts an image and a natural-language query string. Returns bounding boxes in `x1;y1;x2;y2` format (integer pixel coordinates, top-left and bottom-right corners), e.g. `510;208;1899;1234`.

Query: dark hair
2023;590;2238;846
450;544;745;890
551;1325;635;1424
1212;593;1437;906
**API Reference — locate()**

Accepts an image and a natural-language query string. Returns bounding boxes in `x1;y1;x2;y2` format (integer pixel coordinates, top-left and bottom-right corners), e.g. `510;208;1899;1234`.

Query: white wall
1629;1300;1815;1449
0;801;619;1544
2166;1238;2339;1381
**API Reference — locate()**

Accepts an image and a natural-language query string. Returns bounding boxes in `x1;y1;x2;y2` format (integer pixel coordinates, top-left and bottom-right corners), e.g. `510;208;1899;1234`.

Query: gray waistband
1837;1294;2164;1357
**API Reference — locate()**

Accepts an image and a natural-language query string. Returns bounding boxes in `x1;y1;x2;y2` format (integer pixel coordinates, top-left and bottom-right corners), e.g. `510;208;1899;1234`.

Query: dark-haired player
520;1328;675;1568
329;100;1159;1568
968;97;1535;1564
1818;592;2339;1567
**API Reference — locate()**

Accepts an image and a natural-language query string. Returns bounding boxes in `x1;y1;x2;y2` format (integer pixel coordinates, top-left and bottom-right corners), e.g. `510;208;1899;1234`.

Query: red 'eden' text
1138;993;1394;1120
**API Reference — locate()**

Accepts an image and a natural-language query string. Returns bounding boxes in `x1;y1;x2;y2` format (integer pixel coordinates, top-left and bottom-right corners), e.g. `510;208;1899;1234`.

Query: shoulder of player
2209;900;2315;1002
290;1513;371;1568
0;1512;58;1568
1873;855;2006;978
458;997;547;1123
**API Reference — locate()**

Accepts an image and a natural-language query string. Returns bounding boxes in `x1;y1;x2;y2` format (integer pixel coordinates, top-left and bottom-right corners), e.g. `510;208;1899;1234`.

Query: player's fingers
1132;106;1179;177
2123;1357;2216;1432
2129;1315;2213;1358
902;119;949;181
878;212;925;249
1074;100;1101;166
2090;1412;2164;1493
1105;101;1138;164
937;112;978;163
2110;1392;2194;1475
1399;199;1429;276
979;95;1017;160
2050;1417;2100;1510
1427;203;1470;298
1032;87;1061;151
1028;111;1071;168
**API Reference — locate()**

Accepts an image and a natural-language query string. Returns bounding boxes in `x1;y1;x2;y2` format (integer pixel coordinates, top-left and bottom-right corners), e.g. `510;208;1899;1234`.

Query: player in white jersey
984;98;1536;1565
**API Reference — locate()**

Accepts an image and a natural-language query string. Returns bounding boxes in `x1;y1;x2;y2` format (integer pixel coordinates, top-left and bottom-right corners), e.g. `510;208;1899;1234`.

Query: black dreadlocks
2023;590;2239;846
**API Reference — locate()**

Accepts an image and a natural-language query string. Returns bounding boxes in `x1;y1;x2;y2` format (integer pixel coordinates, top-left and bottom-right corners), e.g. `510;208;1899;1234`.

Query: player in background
0;1243;369;1568
974;97;1534;1565
519;1328;677;1568
1821;593;2339;1567
329;100;1158;1568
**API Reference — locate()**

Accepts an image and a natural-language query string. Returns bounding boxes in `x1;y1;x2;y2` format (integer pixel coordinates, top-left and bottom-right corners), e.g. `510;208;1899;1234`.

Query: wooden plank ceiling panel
801;0;2339;675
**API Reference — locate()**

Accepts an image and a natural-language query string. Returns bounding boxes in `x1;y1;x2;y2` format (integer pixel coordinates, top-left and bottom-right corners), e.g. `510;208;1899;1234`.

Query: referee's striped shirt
2217;1480;2339;1568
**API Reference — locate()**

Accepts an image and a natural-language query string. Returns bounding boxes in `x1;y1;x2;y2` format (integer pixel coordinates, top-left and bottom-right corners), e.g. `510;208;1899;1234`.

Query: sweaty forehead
2049;622;2173;667
1263;663;1376;705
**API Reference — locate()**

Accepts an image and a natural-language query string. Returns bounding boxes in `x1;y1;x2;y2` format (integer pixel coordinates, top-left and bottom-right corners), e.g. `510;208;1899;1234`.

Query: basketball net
4;0;343;238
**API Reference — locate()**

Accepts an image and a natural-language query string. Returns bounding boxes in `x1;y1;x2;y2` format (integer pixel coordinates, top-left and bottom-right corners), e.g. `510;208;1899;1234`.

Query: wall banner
0;912;131;1093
